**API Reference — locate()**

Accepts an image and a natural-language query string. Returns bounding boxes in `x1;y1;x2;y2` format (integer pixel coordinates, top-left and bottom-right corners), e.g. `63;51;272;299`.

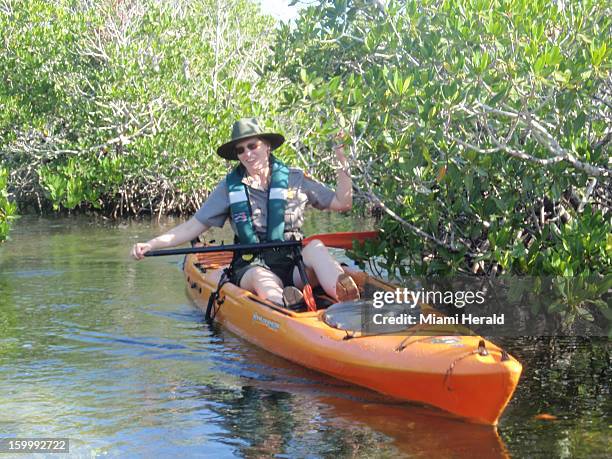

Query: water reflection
196;324;510;458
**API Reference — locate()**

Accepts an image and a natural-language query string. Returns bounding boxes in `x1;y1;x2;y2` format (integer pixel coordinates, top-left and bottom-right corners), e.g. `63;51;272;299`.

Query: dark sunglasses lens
235;141;260;156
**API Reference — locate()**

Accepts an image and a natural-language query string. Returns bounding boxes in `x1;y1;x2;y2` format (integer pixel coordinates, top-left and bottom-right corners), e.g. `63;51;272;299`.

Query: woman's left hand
333;131;349;168
328;130;353;211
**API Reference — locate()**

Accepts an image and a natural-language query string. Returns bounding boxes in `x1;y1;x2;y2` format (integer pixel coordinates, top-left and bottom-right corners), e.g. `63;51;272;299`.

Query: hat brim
217;133;285;160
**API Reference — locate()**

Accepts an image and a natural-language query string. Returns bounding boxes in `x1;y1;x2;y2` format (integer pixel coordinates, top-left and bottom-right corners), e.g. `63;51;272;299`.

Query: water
0;215;609;458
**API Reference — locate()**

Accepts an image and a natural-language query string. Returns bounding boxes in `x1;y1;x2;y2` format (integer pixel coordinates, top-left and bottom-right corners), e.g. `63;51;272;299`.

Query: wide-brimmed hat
217;118;285;160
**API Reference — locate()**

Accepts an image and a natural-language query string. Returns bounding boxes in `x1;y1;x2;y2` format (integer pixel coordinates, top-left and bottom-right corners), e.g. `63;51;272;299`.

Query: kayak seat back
195;251;234;269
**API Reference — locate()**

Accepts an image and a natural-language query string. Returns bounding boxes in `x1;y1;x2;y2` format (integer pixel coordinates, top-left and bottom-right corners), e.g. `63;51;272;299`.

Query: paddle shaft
144;239;301;257
143;230;379;257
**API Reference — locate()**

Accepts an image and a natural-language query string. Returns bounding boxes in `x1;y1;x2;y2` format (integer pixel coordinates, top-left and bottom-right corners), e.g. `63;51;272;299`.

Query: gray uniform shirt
194;167;336;239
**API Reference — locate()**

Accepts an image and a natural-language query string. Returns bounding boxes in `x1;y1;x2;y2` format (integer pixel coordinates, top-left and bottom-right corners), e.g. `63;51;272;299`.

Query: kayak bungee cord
205;268;231;322
442;340;506;392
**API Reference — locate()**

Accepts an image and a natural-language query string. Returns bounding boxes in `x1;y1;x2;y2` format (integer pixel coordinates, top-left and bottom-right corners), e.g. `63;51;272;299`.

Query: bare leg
293;239;344;299
240;266;284;305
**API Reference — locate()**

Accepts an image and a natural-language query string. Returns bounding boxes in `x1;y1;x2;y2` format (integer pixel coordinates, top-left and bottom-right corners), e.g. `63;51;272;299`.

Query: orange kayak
183;252;522;425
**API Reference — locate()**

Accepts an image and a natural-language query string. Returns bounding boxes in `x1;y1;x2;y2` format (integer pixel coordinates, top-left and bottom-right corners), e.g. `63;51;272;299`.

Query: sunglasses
235;140;262;156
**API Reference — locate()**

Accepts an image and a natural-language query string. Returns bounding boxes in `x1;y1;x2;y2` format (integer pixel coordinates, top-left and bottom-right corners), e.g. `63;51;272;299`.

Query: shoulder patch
288;167;320;183
303;171;319;181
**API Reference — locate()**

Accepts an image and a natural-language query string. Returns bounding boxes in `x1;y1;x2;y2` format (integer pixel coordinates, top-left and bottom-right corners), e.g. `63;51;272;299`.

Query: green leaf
590;41;607;67
575;306;594;322
401;76;412;95
328;76;341;93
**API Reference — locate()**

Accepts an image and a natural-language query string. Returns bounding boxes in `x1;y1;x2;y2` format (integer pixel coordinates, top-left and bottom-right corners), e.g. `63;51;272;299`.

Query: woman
131;118;359;307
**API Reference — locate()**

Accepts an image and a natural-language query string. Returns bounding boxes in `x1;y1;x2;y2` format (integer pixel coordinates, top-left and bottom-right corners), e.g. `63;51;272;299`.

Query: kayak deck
183;254;522;425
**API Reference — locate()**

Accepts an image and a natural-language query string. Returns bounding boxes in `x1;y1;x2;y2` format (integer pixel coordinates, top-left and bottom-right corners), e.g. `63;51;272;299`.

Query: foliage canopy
272;0;610;284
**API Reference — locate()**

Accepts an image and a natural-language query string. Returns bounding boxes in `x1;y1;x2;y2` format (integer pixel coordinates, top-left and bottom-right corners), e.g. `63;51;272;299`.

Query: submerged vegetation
1;0;610;318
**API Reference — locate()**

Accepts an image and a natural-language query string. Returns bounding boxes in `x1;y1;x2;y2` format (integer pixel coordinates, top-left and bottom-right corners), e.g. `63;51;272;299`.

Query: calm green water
0;215;609;458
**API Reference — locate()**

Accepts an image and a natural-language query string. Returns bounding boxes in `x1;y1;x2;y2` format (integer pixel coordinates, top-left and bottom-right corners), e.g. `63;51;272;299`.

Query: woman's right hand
129;217;209;261
131;242;153;260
